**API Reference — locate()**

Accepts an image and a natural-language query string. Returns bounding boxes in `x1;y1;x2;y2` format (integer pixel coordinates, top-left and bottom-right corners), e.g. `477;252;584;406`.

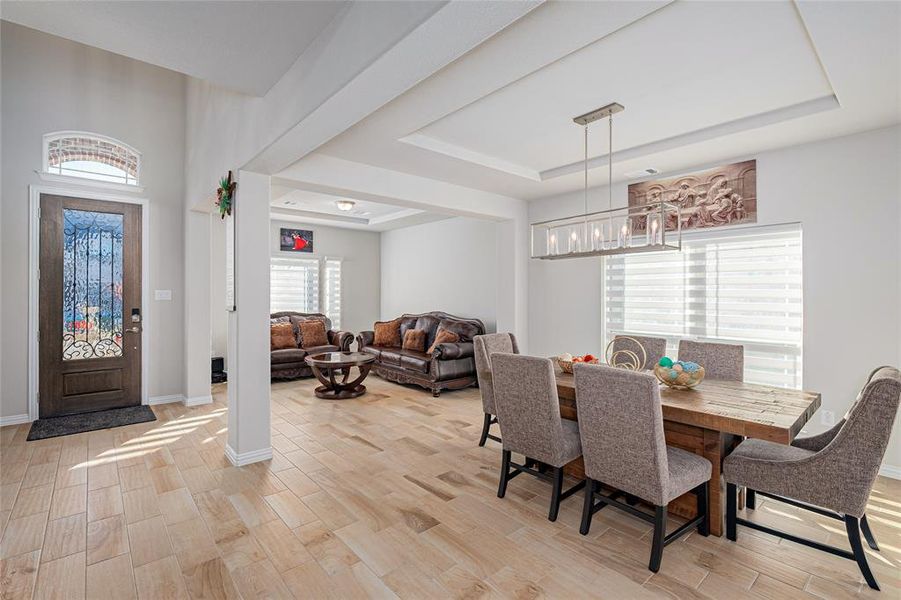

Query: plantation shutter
324;258;342;329
270;257;320;313
605;224;803;388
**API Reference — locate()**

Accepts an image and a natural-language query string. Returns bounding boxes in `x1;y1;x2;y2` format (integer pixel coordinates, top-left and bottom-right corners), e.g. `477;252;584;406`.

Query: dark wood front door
39;194;142;418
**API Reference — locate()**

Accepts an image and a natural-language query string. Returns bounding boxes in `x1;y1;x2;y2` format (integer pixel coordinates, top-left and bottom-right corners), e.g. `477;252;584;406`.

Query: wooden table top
554;367;821;444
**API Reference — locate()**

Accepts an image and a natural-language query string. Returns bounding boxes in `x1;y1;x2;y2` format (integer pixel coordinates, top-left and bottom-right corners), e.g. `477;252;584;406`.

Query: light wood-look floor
1;376;898;599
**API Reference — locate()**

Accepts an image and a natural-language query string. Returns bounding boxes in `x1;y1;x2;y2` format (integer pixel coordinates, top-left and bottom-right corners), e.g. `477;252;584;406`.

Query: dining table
554;366;821;536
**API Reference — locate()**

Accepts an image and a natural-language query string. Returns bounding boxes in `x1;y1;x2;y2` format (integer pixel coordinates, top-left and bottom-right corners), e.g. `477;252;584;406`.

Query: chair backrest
612;335;667;370
491;353;568;466
573;363;670;505
678;340;744;381
473;333;519;414
819;366;901;517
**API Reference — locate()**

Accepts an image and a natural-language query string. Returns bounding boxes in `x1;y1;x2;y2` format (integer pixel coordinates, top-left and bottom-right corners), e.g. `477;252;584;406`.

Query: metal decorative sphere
604;336;647;371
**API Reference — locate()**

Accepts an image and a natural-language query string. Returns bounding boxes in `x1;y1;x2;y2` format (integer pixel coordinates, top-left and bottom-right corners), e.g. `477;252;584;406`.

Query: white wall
0;22;187;417
270;221;380;336
529;125;901;472
380;217;498;332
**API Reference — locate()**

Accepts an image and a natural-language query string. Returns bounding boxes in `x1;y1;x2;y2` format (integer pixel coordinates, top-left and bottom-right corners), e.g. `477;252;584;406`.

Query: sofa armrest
329;330;354;351
357;330;374;351
432;341;474;360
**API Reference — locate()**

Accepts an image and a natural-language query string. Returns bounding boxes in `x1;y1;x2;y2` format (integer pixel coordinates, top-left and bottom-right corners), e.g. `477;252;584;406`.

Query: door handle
125;326;141;334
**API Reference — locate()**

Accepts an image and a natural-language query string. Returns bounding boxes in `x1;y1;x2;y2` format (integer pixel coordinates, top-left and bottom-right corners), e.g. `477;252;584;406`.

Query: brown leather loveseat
357;311;485;396
270;312;353;380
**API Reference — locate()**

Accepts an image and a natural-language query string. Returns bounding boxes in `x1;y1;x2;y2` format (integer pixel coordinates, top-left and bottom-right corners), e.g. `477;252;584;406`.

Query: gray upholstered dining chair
724;366;901;591
491;353;585;521
573;363;711;572
677;340;744;381
473;333;519;447
612;335;667;370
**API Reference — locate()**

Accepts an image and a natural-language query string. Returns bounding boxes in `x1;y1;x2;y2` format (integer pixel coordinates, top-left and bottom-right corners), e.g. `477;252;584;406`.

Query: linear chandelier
530;102;681;260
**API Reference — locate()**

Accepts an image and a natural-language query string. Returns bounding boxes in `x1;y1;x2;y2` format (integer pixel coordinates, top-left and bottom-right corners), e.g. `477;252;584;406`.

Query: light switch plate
154;290;172;301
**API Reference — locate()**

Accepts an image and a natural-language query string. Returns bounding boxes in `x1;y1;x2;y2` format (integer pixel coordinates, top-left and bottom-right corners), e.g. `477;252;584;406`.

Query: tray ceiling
405;1;833;179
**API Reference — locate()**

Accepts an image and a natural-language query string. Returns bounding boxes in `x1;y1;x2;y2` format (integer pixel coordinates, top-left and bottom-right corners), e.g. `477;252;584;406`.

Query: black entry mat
27;405;156;441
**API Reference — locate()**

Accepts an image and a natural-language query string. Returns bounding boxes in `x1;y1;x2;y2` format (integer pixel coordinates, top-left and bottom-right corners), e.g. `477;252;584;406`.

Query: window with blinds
324;259;342;329
270;258;320;313
270;257;342;327
605;224;802;388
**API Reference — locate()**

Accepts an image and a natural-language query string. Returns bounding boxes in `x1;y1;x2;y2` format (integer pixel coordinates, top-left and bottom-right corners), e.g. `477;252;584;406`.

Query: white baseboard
225;444;272;467
184;395;213;407
0;414;31;427
879;464;901;480
147;394;185;406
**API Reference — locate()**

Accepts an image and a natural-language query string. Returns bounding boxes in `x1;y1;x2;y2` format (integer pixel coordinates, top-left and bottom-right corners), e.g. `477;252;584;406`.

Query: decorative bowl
653;363;705;389
557;357;599;374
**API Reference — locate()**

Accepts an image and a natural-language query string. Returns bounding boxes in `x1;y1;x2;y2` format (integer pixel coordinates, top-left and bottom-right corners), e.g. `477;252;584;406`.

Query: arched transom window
44;132;141;186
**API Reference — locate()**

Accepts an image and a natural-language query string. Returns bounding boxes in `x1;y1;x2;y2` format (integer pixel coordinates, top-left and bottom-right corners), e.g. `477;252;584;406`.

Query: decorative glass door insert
62;208;124;360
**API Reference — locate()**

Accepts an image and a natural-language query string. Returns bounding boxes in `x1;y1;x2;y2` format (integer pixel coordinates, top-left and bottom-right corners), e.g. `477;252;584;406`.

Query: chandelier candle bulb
647;216;661;246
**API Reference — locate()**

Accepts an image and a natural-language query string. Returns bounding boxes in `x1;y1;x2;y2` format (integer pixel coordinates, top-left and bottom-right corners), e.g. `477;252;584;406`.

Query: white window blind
605;224;803;388
270;258;320;313
324;258;342;329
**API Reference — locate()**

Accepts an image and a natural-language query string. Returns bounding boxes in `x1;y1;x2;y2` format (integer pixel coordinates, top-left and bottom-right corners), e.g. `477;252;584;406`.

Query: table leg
309;364;374;399
702;428;725;537
663;423;729;537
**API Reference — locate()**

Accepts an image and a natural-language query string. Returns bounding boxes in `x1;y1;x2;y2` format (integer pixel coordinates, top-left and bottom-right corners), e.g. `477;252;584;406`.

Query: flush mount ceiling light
335;199;356;212
530;103;681;260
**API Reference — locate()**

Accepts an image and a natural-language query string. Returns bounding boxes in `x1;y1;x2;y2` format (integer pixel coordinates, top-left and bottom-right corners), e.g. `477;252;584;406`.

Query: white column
226;170;272;466
495;208;529;351
183;209;213;406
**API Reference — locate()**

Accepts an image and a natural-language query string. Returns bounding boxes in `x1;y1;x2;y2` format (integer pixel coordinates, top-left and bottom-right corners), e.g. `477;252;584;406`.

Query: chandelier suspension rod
608;113;613;211
584;125;589;218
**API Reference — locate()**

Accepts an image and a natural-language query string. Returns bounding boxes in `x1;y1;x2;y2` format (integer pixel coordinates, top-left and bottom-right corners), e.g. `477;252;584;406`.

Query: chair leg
846;515;879;590
648;506;666;573
696;482;710;537
497;450;511;499
726;482;737;541
579;478;595;535
548;467;564;522
860;514;879;551
746;488;756;510
478;413;492;447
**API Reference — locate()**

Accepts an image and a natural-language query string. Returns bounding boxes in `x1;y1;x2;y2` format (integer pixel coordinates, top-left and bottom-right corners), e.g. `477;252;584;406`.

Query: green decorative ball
659;356;673;368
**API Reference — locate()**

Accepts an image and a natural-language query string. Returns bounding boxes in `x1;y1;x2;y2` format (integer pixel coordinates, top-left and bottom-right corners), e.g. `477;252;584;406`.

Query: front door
39;194;142;418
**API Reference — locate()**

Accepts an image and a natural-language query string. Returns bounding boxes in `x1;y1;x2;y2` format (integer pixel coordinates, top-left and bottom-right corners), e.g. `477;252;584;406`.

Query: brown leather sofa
356;311;485;396
270;312;353;380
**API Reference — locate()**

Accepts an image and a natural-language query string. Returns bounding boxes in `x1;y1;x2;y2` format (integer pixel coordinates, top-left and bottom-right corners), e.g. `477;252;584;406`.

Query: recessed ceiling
0;0;348;95
270;187;449;232
408;1;831;179
304;0;899;202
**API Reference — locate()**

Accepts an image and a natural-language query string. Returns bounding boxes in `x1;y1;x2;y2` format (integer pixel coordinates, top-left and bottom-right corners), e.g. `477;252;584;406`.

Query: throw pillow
290;315;327;346
402;329;427;353
373;319;402;347
427;327;460;355
270;322;296;351
299;320;329;349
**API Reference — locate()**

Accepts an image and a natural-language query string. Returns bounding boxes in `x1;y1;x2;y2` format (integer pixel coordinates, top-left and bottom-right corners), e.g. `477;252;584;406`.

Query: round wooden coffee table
304;352;376;399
